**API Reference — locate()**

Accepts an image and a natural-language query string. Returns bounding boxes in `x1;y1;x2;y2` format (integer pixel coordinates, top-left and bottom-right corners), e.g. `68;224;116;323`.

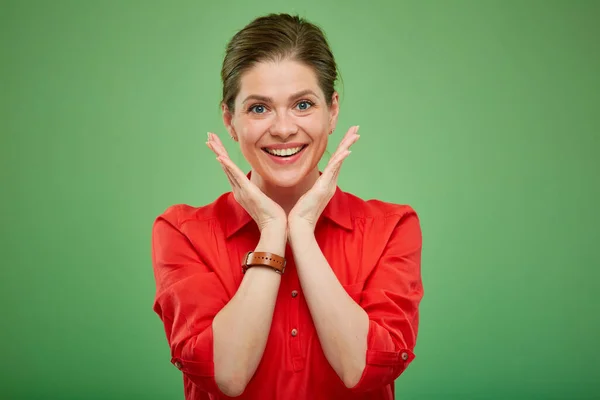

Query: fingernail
207;132;211;140
356;125;360;132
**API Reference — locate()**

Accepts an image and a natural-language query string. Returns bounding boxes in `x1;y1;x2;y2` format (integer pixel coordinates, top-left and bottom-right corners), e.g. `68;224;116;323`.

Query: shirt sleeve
349;207;423;393
151;205;229;395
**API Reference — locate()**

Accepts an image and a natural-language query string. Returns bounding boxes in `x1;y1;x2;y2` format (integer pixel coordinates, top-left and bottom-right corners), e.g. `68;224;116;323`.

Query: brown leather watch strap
242;251;286;274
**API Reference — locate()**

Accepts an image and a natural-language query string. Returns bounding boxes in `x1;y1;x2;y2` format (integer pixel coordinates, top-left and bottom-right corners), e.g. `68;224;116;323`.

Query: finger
322;150;351;181
327;148;350;168
217;157;241;189
339;126;360;150
209;142;231;160
208;133;246;190
206;132;222;156
208;142;232;165
330;151;351;183
219;156;252;189
334;150;351;171
208;132;232;159
210;133;229;153
216;159;237;189
219;161;237;188
208;134;247;185
206;140;220;157
331;126;359;159
340;125;359;144
333;149;351;172
339;125;359;146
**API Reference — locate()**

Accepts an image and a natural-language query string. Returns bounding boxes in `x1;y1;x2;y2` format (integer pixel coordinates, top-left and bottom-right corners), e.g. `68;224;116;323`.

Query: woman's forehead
237;60;323;101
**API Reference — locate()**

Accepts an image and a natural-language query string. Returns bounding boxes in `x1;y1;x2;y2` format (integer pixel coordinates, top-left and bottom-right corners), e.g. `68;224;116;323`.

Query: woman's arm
212;225;286;396
205;132;290;396
289;209;423;393
288;226;369;388
152;210;287;397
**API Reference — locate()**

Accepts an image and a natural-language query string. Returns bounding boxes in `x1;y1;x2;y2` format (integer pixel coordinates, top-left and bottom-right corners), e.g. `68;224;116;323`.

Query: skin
205;58;368;396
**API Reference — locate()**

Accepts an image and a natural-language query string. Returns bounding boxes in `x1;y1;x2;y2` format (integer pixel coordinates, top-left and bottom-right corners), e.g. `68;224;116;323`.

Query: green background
1;0;598;399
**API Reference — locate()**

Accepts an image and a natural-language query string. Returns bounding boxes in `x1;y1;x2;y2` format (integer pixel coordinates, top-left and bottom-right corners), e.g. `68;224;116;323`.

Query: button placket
285;255;304;371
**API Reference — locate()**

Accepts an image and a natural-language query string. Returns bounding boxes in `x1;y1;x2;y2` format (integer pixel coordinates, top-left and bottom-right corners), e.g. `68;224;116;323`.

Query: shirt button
291;328;298;337
401;352;409;361
174;361;182;369
291;290;298;298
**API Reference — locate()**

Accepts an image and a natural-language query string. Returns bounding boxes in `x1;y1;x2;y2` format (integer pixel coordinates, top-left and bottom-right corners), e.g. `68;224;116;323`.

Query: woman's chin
269;173;304;188
264;167;312;189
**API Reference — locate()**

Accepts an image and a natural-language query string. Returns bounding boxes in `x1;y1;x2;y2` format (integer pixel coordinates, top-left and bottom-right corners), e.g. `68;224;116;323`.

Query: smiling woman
223;59;335;202
151;13;423;400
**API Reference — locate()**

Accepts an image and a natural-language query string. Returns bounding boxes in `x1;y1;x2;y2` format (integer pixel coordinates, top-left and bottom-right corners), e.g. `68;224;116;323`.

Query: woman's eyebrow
242;94;272;104
289;89;318;100
242;90;319;105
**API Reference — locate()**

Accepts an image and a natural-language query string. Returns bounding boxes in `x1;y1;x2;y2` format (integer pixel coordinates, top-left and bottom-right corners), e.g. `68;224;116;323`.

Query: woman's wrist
256;223;287;256
288;222;316;250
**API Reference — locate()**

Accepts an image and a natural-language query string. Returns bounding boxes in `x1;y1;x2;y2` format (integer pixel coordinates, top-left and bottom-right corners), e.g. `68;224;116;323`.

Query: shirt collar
224;171;353;239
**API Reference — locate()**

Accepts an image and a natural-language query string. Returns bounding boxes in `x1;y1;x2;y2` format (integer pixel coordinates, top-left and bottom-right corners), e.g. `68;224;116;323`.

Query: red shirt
151;186;423;400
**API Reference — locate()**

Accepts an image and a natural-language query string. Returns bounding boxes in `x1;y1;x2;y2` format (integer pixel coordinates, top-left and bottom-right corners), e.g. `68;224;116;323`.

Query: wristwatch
242;251;286;274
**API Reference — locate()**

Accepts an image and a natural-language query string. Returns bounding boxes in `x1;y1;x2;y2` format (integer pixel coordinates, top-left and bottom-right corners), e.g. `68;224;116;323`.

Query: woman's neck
250;168;320;215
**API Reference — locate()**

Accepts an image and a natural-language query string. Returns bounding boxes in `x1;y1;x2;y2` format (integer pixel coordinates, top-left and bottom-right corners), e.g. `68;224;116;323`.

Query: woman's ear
221;102;238;141
329;91;340;134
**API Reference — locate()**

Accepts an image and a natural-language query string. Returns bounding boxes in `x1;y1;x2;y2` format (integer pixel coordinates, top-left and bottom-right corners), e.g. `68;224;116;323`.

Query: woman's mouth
261;144;308;165
262;145;307;158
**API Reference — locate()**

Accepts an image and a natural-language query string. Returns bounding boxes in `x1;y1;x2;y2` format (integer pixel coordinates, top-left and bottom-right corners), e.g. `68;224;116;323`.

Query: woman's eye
296;101;313;111
250;105;266;114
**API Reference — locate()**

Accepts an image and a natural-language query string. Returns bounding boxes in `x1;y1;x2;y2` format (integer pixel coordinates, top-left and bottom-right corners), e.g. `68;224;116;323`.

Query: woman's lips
261;145;308;165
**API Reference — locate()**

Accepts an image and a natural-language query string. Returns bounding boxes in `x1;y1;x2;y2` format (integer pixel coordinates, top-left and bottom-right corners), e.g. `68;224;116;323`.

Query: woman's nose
270;112;298;139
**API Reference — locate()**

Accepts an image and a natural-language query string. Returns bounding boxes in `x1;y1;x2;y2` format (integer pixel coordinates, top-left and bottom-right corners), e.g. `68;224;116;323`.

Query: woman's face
223;59;339;188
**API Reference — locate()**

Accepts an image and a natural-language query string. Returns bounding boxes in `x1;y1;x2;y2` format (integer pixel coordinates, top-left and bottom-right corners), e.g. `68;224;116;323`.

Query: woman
151;13;423;400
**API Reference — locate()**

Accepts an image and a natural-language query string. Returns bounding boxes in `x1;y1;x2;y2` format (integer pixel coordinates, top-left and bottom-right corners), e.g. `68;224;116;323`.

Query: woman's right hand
206;132;287;233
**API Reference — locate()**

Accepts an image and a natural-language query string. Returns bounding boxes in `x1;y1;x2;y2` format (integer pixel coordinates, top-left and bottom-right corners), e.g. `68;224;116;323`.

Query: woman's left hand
288;126;360;234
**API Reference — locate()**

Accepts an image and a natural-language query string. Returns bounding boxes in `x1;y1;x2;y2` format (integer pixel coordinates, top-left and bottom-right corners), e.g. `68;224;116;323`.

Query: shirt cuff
170;323;225;395
348;320;416;392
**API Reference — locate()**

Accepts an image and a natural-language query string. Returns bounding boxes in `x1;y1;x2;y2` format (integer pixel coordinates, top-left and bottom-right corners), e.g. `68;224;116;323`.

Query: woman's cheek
242;118;270;139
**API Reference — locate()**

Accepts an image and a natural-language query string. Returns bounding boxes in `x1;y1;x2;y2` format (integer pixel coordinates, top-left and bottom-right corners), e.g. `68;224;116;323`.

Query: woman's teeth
264;146;304;157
